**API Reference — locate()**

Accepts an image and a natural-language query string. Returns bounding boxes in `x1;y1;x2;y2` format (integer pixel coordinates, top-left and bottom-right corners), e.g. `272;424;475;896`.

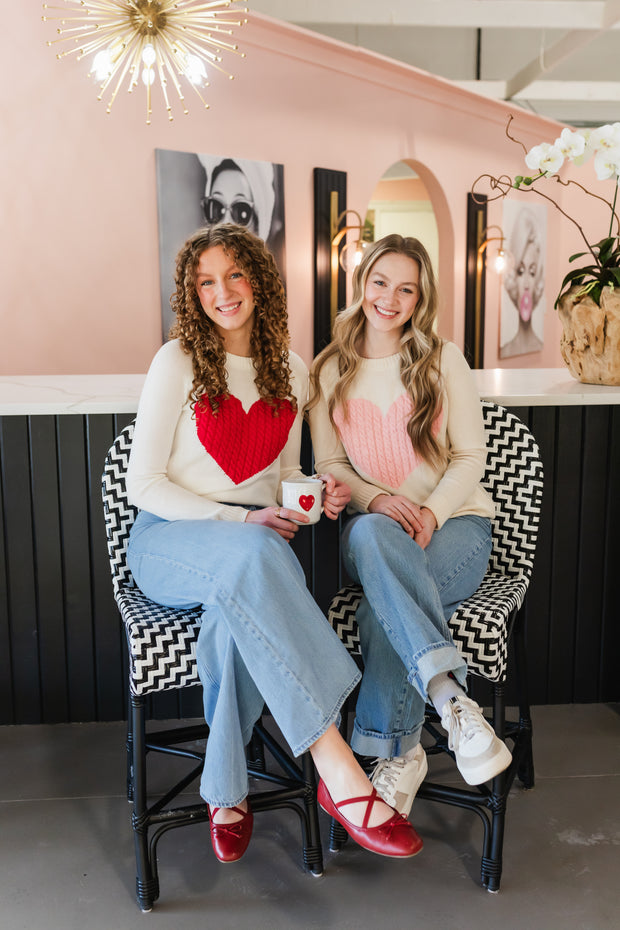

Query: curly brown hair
168;224;295;413
310;234;446;469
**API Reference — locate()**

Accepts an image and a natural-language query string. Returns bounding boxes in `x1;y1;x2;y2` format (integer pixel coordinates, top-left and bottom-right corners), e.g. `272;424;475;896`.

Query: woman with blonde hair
309;234;511;821
126;224;423;865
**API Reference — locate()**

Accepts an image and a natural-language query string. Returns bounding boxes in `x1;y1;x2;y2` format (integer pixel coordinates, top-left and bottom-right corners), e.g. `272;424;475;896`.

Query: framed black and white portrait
156;149;285;338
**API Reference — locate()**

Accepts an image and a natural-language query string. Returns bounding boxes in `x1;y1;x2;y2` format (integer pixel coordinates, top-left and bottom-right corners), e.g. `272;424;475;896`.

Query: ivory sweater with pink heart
309;341;494;529
126;338;307;522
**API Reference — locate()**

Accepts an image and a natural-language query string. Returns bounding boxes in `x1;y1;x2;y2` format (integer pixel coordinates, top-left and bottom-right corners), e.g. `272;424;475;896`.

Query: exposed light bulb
339;239;370;273
185;54;207;86
142;43;157;67
494;250;508;274
91;50;113;80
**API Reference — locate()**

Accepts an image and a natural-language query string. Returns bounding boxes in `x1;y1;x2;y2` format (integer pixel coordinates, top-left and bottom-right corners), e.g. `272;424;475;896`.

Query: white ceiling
249;0;620;126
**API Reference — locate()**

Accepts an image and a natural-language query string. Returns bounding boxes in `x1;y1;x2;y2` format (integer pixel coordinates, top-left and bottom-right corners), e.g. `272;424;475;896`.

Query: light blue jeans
341;512;492;758
127;511;361;808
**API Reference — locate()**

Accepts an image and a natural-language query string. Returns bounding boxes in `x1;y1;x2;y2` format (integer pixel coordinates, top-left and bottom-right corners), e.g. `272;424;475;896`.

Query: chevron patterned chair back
102;423;203;697
102;422;323;912
326;401;544;893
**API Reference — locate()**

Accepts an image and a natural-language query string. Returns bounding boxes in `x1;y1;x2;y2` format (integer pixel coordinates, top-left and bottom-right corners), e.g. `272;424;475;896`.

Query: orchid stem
610;179;619;239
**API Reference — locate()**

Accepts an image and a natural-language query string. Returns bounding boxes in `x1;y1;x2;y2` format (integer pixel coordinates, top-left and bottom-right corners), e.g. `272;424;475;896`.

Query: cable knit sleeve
422;342;490;528
277;352;309;488
126;341;249;522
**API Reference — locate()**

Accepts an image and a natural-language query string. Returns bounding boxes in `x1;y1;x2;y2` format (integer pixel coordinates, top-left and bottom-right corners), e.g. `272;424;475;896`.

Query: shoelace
371;757;407;791
445;700;486;751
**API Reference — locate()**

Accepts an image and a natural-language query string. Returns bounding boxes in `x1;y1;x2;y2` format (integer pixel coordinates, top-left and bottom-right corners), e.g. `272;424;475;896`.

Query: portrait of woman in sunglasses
156;149;285;339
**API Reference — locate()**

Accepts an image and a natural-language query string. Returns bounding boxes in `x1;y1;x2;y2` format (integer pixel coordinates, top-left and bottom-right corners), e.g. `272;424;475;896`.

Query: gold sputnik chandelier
42;1;248;123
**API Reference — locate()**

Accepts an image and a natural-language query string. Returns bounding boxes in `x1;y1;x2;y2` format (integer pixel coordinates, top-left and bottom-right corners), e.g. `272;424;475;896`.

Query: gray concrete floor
1;703;619;930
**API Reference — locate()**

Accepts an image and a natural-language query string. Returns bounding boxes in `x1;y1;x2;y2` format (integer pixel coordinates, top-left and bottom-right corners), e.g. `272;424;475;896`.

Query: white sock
427;673;465;716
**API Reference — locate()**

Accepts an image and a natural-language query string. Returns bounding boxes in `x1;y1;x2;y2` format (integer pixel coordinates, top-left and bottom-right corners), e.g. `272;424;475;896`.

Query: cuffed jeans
127;511;360;808
341;512;492;759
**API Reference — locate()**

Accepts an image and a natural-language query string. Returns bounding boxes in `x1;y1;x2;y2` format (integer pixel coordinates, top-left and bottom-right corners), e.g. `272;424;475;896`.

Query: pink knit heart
334;395;441;488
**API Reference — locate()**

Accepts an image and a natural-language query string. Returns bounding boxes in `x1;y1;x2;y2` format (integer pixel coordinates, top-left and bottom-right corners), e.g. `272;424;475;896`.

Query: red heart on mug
299;495;315;512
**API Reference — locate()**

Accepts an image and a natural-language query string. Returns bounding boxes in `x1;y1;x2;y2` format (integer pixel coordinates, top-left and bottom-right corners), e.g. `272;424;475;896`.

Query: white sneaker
441;696;512;786
371;743;428;817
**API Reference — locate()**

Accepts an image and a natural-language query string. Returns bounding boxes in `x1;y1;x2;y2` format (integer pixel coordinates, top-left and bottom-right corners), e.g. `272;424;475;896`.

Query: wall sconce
330;197;371;326
473;224;511;369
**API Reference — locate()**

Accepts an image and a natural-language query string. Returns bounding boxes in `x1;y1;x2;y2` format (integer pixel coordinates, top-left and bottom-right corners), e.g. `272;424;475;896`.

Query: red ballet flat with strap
208;804;253;863
317;780;423;858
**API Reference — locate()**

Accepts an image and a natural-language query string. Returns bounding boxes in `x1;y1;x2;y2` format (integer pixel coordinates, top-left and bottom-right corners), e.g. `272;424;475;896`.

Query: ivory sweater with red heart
309;341;494;529
127;339;307;522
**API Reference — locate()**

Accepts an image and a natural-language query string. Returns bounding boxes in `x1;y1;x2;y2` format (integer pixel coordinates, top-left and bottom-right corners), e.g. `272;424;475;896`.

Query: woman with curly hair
309;234;511;822
126;224;422;865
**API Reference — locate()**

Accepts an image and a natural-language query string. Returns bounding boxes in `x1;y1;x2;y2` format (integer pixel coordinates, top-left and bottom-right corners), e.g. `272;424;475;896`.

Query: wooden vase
557;285;620;385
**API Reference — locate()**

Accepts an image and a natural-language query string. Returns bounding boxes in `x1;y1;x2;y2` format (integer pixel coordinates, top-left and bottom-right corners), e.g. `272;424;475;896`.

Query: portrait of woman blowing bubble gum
500;207;545;358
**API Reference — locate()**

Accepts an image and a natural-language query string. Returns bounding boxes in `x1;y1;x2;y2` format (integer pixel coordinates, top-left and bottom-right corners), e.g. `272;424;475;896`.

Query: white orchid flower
554;128;586;161
594;145;620;180
589;123;620;152
525;142;564;176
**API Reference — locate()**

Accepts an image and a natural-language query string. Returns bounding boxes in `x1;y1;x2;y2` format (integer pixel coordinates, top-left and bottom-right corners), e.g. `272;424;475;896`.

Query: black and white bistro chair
102;423;323;912
327;401;544;893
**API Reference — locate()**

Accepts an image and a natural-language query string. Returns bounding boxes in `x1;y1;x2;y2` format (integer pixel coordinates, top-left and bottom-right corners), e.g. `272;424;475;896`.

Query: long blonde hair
310;234;446;468
169;224;295;414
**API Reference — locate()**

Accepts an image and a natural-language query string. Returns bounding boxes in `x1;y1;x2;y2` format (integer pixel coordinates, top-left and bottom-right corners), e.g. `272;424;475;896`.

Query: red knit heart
195;394;295;485
299;495;315;512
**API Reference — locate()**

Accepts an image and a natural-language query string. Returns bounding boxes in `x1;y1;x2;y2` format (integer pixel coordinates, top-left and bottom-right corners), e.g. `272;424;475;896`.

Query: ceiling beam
456;79;620;102
250;0;620;30
504;0;620;98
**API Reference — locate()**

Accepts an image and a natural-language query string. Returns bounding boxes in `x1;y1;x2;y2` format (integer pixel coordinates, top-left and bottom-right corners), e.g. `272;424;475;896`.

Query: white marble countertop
0;369;619;414
0;375;147;415
473;368;620;406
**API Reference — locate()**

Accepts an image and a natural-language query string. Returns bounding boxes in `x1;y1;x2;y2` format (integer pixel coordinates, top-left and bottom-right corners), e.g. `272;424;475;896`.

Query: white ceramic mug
281;477;324;524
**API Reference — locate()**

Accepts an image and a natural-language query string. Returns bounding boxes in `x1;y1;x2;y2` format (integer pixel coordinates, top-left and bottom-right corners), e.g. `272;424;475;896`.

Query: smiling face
195;245;256;353
361;252;421;348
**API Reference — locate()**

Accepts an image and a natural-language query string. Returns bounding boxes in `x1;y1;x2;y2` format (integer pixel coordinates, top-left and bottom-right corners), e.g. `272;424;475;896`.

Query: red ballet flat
209;804;253;863
317;780;423;859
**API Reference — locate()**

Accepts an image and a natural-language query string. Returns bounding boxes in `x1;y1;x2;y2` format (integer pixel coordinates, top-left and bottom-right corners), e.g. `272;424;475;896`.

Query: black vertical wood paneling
0;419;17;724
524;406;556;704
29;416;68;723
0;416;41;723
1;404;619;724
547;407;583;702
56;415;97;721
86;414;126;722
574;406;609;702
600;407;620;701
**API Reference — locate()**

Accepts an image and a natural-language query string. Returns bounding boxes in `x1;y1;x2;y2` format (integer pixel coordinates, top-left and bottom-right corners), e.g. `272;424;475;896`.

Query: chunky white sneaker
370;743;428;818
441;696;512;786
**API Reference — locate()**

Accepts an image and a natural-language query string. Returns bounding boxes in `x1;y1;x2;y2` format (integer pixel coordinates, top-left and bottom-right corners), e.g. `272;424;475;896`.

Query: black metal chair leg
512;611;535;789
125;696;134;803
301;752;324;875
130;694;159;913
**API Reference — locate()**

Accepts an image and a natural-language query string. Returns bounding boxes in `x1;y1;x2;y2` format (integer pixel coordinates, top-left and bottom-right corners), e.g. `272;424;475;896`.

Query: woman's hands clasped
368;494;437;549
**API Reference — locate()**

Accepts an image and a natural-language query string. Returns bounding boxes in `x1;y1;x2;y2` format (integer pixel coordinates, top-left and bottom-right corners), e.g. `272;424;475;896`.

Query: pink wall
1;6;611;373
372;178;431;202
